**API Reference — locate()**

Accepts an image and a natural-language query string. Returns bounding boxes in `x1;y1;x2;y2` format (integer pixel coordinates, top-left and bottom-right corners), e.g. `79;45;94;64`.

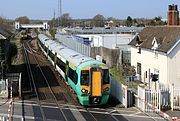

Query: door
92;71;102;97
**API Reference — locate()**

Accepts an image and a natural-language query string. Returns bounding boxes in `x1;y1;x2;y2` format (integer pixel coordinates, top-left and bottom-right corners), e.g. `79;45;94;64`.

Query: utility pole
54;9;56;20
60;0;62;27
58;0;62;27
53;9;56;28
58;0;60;27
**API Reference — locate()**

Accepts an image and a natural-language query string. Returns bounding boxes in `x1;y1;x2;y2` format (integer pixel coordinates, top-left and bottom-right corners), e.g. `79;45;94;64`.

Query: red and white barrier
134;94;180;121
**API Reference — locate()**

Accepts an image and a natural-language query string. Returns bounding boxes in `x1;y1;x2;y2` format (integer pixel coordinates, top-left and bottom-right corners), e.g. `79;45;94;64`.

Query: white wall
131;47;168;89
167;42;180;88
78;34;135;49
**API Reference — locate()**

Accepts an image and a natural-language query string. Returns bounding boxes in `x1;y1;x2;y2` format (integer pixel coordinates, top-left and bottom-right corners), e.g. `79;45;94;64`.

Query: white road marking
2;100;165;121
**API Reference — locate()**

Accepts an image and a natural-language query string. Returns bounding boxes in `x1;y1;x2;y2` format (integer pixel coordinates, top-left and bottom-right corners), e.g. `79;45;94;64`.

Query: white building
129;27;180;89
77;34;136;50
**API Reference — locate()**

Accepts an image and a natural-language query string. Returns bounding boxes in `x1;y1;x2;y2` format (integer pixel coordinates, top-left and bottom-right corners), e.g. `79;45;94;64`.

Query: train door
91;71;102;97
89;67;102;104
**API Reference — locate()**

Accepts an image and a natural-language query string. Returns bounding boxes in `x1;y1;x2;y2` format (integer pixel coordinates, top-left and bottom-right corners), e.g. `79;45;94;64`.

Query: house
129;26;180;89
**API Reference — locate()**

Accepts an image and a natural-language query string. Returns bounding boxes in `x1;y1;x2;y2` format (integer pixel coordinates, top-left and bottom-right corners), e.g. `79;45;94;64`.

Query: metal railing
55;34;91;56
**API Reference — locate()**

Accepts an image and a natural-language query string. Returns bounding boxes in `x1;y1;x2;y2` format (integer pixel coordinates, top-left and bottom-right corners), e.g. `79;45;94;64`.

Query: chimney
167;4;179;25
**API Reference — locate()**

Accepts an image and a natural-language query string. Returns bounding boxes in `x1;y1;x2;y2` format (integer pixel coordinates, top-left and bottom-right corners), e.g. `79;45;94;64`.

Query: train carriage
38;34;49;56
38;34;110;106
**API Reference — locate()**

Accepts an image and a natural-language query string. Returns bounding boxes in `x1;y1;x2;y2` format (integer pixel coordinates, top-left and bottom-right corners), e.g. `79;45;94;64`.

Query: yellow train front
76;62;110;105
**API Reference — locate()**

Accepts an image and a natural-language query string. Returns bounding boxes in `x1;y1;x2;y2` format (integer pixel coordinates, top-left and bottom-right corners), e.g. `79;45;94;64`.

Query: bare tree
91;14;105;27
0;16;13;31
15;16;30;24
59;13;72;27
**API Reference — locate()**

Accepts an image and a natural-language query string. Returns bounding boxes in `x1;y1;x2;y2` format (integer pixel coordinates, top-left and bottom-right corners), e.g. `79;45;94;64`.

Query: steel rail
25;42;68;121
23;43;47;121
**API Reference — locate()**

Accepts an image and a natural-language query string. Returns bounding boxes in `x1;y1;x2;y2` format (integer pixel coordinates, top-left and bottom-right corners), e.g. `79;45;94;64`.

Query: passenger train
38;34;110;106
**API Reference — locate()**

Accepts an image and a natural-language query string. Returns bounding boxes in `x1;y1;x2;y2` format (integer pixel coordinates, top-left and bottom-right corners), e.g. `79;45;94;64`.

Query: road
0;99;165;121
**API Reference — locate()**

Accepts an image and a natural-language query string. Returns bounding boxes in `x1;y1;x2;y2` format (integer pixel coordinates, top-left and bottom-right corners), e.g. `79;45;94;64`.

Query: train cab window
81;70;89;86
73;72;78;84
68;67;74;81
68;67;78;85
103;69;110;84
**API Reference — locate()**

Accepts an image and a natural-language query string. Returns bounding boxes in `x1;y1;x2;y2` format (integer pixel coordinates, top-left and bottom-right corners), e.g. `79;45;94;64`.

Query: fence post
142;87;145;112
171;84;174;111
159;89;161;112
19;73;22;98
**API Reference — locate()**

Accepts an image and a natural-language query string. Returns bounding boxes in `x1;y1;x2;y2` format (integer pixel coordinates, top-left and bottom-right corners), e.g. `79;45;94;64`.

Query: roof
64;27;144;34
0;27;12;39
44;39;94;67
129;26;180;53
38;34;49;42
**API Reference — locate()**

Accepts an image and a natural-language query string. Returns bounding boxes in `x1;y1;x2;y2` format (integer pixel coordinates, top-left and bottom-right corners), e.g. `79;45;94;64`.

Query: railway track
23;41;69;120
23;42;47;121
25;39;79;104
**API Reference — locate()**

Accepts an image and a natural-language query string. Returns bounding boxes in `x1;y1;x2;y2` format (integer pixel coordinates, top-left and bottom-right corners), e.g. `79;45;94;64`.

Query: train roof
44;38;94;67
38;34;49;42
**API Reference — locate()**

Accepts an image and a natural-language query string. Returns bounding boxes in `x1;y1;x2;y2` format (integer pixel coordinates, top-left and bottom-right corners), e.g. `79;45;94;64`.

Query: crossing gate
136;86;170;112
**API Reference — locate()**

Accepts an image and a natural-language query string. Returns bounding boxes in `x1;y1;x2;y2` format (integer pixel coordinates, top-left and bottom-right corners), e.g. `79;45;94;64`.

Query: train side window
103;69;110;84
48;51;55;61
56;58;65;72
44;46;48;52
81;70;89;86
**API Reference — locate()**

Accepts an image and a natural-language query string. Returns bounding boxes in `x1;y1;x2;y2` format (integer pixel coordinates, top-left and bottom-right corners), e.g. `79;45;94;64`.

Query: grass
110;67;139;91
11;34;22;65
110;68;127;85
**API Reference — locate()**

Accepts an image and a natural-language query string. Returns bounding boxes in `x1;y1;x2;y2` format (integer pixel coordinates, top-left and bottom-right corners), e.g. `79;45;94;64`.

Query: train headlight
81;88;88;93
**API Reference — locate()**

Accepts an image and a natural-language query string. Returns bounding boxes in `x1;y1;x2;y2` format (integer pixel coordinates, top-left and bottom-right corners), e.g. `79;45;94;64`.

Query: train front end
78;61;110;106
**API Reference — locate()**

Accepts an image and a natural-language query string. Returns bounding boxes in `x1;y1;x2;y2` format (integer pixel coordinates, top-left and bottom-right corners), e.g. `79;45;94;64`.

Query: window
145;71;147;78
56;58;65;72
44;46;48;53
67;67;78;84
73;72;78;84
81;70;89;86
68;67;74;81
103;69;110;84
48;50;54;61
154;51;158;59
137;63;141;75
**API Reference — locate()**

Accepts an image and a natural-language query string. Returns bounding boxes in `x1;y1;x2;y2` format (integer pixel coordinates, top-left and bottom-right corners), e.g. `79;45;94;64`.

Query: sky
0;0;180;20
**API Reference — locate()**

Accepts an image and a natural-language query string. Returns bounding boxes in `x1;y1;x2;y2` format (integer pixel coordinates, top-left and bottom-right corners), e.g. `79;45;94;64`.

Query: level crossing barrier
134;93;180;121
